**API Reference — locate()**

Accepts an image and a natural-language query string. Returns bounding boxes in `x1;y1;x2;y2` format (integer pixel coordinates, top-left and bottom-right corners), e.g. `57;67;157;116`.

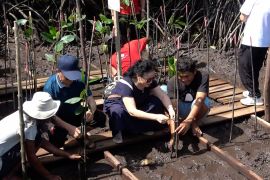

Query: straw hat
23;92;60;120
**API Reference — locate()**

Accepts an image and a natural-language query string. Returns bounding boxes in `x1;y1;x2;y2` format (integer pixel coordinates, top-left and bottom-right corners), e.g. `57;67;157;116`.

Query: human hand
68;153;82;160
85;110;94;122
156;114;169;124
45;174;62;180
68;125;81;139
174;119;192;135
192;122;203;136
167;105;175;120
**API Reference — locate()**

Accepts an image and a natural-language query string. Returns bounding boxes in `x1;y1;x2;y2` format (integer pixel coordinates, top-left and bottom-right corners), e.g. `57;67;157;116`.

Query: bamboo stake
251;115;270;130
146;0;150;58
14;20;27;180
104;151;139;180
112;10;122;79
198;135;263;180
264;48;270;122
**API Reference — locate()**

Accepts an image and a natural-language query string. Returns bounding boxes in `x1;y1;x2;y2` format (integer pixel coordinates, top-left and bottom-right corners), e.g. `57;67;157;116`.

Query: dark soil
1;40;269;179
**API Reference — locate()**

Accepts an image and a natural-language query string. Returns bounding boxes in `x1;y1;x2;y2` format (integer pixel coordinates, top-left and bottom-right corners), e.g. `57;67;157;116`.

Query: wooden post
112;10;122;79
146;0;150;58
264;49;270;122
104;151;139;180
198;136;263;180
14;21;27;180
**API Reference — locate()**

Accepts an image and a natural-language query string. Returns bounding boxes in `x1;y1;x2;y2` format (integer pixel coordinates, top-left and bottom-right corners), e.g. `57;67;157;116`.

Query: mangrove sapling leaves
99;14;113;25
168;56;176;77
41;32;55;43
61;34;75;44
54;41;64;53
80;89;87;99
122;0;130;6
65;97;82;104
130;19;148;30
24;28;33;39
45;53;55;62
17;19;28;26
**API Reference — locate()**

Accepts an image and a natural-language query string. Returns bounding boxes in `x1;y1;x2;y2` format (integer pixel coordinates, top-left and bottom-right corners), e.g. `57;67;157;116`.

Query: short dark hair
124;60;158;77
176;56;197;73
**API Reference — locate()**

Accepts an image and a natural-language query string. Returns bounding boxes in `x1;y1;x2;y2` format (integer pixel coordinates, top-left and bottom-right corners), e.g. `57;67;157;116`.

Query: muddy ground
0;41;270;179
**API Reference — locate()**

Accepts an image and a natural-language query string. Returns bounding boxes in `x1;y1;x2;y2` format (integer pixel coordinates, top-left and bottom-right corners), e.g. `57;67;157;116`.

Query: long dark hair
124;60;158;78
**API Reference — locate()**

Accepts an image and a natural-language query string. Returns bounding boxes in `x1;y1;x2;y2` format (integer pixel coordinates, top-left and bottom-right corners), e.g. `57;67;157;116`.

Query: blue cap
57;54;81;80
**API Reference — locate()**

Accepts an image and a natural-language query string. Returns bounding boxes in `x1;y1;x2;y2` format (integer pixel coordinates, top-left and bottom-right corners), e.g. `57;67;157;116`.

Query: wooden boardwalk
36;75;265;162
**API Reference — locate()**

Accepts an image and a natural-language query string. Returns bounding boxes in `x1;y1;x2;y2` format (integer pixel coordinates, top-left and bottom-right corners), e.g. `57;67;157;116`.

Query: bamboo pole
76;0;87;72
251;115;270;130
264;48;270;122
14;20;27;180
198;136;263;180
104;151;139;180
112;10;122;79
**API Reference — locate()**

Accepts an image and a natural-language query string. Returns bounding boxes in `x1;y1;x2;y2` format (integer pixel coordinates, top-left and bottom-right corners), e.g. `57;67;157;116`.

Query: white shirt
0;111;37;171
240;0;270;47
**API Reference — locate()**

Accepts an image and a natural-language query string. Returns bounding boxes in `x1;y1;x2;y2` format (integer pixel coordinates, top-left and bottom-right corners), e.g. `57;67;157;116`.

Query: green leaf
74;105;85;115
76;14;86;22
168;15;174;25
95;21;103;33
41;32;54;43
168;57;176;77
99;14;113;25
122;0;130;6
68;13;76;22
61;35;75;44
65;97;82;104
49;26;57;36
45;53;55;62
80;89;87;99
24;28;33;38
17;19;28;26
61;22;73;29
54;41;64;53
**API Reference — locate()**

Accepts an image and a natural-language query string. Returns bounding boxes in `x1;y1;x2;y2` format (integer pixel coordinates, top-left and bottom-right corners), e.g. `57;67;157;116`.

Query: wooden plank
217;94;243;104
209;88;243;100
209;79;228;87
209;84;233;93
200;105;264;126
209;76;219;81
208;101;247;116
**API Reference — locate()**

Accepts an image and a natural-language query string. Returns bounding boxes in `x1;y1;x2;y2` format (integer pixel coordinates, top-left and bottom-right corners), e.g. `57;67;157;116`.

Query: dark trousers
238;45;268;98
104;96;166;136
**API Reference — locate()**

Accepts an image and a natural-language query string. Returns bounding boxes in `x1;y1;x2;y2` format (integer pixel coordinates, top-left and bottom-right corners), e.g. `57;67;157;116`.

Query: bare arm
39;139;81;160
150;86;174;114
52;116;81;138
240;13;248;22
122;96;168;123
25;140;61;180
85;96;96;122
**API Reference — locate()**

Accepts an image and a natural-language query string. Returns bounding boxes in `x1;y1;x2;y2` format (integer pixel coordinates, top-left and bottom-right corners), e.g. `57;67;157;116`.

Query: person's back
241;0;270;47
110;37;148;76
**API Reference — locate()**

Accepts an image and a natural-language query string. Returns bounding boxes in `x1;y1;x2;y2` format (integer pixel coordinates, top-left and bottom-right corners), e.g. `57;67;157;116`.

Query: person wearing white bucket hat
0;92;81;180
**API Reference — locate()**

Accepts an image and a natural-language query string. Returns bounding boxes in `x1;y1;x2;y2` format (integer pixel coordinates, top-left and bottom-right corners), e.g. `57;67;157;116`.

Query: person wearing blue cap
43;54;106;148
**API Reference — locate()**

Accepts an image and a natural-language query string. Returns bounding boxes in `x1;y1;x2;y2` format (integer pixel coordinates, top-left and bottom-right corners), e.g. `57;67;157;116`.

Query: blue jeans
178;97;210;119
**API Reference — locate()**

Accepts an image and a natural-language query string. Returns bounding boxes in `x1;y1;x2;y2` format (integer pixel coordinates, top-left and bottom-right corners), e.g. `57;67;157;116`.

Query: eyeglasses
144;76;156;83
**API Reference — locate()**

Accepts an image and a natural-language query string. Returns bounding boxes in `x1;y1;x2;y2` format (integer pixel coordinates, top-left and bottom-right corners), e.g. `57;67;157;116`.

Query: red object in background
120;0;141;15
111;37;148;75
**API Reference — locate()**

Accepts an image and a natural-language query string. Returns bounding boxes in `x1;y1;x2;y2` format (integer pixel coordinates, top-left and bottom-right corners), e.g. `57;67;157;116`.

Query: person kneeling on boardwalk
167;57;210;138
43;54;106;148
104;60;175;145
0;92;81;180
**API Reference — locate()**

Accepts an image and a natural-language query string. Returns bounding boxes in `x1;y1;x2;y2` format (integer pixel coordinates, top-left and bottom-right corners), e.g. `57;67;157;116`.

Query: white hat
23;92;60;120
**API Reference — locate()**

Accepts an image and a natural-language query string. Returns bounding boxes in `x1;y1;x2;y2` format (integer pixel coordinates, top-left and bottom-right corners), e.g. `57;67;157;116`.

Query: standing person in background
0;92;81;180
167;57;210;137
112;0;145;44
104;60;175;148
238;0;270;106
43;54;106;148
110;37;149;77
